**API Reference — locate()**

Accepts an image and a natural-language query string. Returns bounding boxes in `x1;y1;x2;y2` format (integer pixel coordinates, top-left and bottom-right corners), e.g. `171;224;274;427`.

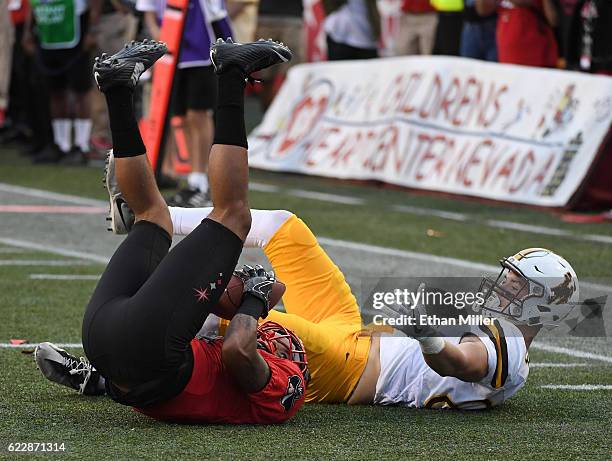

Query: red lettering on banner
278;95;328;156
379;74;404;115
305;126;340;167
477;140;502;186
530;152;555;191
394;128;417;174
509;150;535;194
365;126;399;172
398;72;423;115
325;130;357;168
478;83;508;128
438;77;461;121
461;144;484;187
448;141;470;184
451;77;481;127
419;74;442;119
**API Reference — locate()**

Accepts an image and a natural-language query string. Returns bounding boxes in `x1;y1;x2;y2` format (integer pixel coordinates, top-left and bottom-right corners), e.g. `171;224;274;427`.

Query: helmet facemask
475;262;546;326
257;321;310;383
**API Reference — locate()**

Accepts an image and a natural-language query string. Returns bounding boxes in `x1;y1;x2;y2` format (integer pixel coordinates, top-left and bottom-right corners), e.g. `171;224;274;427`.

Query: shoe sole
210;38;292;76
103;151;126;235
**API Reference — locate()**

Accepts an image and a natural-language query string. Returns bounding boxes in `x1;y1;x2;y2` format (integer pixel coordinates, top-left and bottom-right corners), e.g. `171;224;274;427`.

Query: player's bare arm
223;314;270;392
222;265;279;392
420;335;488;382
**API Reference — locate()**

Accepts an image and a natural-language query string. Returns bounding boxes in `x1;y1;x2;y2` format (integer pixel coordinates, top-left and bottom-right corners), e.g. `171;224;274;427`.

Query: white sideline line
0;238;109;264
0;183;106;207
530;362;590;368
0;219;610;294
531;343;612;364
540;384;612;390
486;220;612;245
318;237;612;294
0;260;92;266
393;204;467;221
288;189;365;205
486;220;571;237
0;342;83;349
250;182;280;193
30;274;101;280
0;248;25;253
584;234;612;244
4;181;612;245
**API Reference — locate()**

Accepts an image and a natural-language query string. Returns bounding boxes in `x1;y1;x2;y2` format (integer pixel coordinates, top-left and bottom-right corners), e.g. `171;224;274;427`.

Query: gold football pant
263;215;371;403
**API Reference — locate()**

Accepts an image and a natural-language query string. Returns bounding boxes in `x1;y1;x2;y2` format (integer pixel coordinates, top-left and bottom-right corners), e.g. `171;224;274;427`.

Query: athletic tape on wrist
417;336;445;355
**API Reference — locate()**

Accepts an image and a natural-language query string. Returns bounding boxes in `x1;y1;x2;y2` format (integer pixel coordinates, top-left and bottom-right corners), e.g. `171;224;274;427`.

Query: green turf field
0;245;611;460
1;145;611;460
0;147;610;279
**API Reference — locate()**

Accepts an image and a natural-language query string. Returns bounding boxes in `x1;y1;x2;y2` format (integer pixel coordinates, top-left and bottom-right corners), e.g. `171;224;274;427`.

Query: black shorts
172;65;218;115
82;219;242;407
37;15;92;93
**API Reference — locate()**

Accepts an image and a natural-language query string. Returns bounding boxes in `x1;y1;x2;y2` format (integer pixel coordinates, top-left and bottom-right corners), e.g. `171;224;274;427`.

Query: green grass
0;146;611;279
1;141;612;459
0;246;611;459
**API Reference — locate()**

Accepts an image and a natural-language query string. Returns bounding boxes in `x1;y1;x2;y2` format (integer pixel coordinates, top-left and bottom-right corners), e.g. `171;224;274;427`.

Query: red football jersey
135;338;306;424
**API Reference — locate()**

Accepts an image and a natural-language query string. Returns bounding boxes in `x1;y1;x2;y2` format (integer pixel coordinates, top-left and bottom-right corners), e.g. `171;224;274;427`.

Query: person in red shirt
477;0;559;67
137;320;308;424
34;37;308;425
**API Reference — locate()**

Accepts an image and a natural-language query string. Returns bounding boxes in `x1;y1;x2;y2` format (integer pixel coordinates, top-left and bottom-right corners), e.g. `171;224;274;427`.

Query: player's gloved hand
377;283;438;338
234;264;276;318
377;283;446;355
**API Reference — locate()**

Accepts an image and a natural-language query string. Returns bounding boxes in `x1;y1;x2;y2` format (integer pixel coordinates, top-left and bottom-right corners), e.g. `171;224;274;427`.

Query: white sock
74;119;92;152
187;172;209;192
52;119;72;153
169;207;292;248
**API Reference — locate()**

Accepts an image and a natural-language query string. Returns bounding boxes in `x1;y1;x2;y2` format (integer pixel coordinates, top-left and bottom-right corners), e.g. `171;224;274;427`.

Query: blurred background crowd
0;0;610;206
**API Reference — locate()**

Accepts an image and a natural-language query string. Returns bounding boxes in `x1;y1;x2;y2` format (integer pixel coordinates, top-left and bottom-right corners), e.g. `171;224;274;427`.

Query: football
210;274;286;320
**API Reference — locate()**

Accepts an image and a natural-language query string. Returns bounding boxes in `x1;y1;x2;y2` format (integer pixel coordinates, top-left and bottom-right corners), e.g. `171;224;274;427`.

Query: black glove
234;264;276;318
376;283;439;338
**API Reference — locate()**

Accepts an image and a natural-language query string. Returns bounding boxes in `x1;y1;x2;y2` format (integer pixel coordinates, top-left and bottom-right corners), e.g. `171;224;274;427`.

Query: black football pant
82;218;242;406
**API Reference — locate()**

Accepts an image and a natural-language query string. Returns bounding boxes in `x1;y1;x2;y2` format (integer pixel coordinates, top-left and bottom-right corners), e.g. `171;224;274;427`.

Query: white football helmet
474;248;579;328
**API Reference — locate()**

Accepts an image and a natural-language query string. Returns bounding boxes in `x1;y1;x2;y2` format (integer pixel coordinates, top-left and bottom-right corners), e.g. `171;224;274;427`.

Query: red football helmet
256;321;310;383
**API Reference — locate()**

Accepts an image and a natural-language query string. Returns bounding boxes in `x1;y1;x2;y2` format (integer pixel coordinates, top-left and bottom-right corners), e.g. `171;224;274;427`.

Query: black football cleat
210;38;292;78
93;39;167;92
34;342;105;396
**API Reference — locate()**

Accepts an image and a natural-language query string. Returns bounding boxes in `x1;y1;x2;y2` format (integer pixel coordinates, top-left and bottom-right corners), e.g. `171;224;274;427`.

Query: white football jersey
374;318;530;409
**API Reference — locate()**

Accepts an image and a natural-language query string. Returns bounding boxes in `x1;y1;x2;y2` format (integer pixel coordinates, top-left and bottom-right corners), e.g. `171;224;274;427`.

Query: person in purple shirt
137;0;233;207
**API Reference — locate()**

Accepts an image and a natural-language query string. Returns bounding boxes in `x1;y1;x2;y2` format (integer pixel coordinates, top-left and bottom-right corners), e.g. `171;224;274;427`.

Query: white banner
248;57;612;207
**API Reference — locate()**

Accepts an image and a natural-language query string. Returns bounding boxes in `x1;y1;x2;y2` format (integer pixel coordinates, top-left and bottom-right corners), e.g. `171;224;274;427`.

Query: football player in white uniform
352;247;579;409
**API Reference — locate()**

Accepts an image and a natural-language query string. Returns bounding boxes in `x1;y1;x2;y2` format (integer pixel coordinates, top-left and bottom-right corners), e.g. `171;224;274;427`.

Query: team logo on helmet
281;375;305;411
474;248;579;328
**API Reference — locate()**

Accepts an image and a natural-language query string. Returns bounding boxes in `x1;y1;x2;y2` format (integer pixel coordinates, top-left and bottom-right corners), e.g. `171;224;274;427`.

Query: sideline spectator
323;0;380;60
395;0;437;55
226;0;258;43
566;0;611;75
477;0;558;67
460;0;497;61
5;0;53;153
556;0;578;63
255;0;303;110
23;0;102;163
0;0;15;127
138;0;233;206
432;0;464;56
90;0;138;156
